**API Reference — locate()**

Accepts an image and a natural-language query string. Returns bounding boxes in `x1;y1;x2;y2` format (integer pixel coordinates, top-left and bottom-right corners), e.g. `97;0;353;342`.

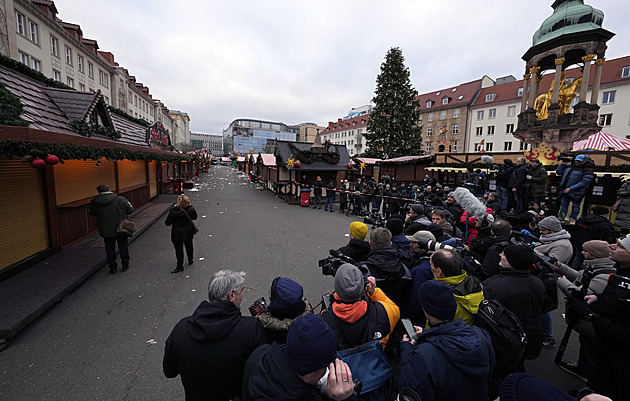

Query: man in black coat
570;205;617;270
163;270;264;401
335;222;371;263
507;157;528;214
88;184;134;274
483;245;545;370
477;219;514;280
496;159;514;212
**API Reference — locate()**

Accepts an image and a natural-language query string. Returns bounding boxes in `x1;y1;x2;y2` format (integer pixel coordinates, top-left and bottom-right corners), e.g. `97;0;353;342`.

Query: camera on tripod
318;250;358;277
364;212;386;229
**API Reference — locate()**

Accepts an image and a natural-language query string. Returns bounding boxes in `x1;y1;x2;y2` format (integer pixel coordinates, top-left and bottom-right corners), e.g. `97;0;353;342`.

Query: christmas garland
288;143;340;164
69;119;122;140
0;140;186;163
108;106;151;127
0;81;29;127
0;54;73;90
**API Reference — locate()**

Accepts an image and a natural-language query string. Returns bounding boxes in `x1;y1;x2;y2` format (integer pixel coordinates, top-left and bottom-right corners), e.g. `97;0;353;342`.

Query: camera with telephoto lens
364;212;386;229
319;250;358;277
248;297;267;317
415;236;454;252
559;152;573;163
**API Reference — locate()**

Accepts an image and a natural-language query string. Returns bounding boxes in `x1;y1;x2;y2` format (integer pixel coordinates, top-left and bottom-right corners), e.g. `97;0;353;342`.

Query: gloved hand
568;294;595;321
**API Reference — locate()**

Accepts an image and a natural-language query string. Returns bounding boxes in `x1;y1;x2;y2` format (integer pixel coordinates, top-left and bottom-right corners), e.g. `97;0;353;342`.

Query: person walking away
325;177;336;212
335;222;371;263
526;158;548;205
556;154;594;223
88;184;134;274
165;195;198;274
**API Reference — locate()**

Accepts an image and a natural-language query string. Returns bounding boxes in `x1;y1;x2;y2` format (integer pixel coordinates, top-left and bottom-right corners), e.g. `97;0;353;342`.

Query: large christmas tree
365;47;422;159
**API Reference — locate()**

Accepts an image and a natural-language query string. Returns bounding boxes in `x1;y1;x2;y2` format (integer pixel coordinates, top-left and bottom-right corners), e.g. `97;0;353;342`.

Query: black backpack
474;299;527;374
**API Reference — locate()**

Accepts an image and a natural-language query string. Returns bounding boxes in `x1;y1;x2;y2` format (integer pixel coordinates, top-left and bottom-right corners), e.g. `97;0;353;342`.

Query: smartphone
401;318;416;340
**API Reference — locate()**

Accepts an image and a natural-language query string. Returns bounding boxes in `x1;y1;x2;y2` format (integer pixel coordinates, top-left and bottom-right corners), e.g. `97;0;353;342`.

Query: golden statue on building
534;74;582;119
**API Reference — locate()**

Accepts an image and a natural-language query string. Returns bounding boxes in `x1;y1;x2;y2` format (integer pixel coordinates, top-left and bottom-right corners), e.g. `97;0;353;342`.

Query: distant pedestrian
325;177;335;212
313;176;323;209
88;184;134;274
165;195;198;274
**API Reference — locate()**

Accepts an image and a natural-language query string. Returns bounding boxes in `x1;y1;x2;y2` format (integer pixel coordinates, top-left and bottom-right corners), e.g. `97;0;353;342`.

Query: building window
442;97;449;105
66;77;74;88
476;127;483;136
487;126;495;135
425;142;432;153
600;114;612;126
621;66;630;78
602;91;616;104
489;108;496;119
507;106;516;117
453;108;460;118
458;95;464;100
440;110;446;120
79;83;85;91
452;141;458;152
504;141;513;151
486;142;494;151
65;47;73;65
28;20;38;43
519;142;531;151
18;51;29;65
506;123;514;134
88;62;94;78
78;56;84;72
477;110;484;120
452;124;459;135
427;112;434;122
50;35;59;56
128;91;133;103
98;70;109;87
517;87;524;97
426;100;432;108
485;93;496;102
135;95;138;106
104;96;109;105
426;127;433;137
15;11;25;35
52;69;61;81
31;58;41;72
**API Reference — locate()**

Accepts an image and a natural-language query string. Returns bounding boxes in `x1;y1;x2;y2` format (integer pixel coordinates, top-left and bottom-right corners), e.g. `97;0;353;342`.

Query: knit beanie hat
503;245;537;270
499;373;576;401
418;280;457;321
268;277;306;320
591;205;609;215
284;313;337;375
582;240;611;259
349;222;368;240
538;216;562;232
386;218;404;236
410;204;425;215
334;263;364;302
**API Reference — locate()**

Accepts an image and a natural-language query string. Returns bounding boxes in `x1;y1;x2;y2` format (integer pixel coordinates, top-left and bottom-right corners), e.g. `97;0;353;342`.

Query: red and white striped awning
572;132;630;151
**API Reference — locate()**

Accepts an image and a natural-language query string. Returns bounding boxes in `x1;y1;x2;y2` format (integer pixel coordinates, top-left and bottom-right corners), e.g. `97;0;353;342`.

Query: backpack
322;303;392;400
474;299;527;374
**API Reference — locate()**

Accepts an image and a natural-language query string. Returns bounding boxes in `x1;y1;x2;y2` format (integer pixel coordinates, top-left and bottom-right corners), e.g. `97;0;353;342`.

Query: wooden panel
54;159;116;205
0;158;49;270
118;160;147;189
149;161;158;198
58;205;90;246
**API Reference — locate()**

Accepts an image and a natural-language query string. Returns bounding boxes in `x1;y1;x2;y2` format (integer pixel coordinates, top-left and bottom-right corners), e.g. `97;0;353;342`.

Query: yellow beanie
349;222;368;240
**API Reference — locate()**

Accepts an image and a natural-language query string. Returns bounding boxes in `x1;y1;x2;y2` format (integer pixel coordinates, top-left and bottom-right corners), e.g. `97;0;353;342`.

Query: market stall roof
572;132;630;151
236;156;247;162
378;155;433;164
257;153;276;166
354;157;381;165
275;140;352;171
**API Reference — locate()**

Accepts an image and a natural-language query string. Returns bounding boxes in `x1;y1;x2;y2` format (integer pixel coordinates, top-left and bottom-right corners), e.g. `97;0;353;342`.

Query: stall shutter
149;161;157;198
0;158;49;271
54;159;116;205
118;160;147;189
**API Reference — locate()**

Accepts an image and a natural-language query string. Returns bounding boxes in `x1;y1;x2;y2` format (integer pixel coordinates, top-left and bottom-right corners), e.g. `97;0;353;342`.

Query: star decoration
359;162;367;170
287;157;295;167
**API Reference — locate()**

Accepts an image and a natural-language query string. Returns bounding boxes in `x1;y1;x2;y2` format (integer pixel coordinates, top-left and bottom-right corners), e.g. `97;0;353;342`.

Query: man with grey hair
163;270;264;401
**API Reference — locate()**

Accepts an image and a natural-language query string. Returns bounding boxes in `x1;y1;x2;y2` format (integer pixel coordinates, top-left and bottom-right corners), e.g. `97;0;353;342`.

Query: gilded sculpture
534;74;582;120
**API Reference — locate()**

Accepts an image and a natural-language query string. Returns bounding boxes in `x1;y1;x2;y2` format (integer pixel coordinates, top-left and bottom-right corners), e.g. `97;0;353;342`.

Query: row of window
473;142;531;152
477;106;517;120
425;125;460;136
422;108;461;123
474;124;515;136
15;11;38;44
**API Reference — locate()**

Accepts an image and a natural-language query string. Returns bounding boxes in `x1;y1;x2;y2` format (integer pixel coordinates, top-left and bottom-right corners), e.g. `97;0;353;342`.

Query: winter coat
258;299;314;345
483;268;546;360
615;180;630;230
398;319;493;401
557;257;617;297
325;181;335;198
479;235;513;280
242;342;357;401
556;159;595;199
165;205;198;243
403;258;433;323
528;163;548;197
496;160;514;188
434;271;485;326
486;198;501;214
404;215;432;236
163;300;264;401
574;214;617;249
508;162;528;191
534;229;573;264
313;179;323;196
336;238;371;263
361;247;407;281
88;192;134;238
391;233;415;268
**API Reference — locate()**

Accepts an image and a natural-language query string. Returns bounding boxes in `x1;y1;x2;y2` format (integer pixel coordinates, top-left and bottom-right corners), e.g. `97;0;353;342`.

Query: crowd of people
158;154;629;401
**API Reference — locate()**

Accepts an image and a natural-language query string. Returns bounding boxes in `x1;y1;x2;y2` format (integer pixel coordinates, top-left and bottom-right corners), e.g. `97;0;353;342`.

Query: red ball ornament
30;158;47;169
294;160;301;168
346;162;353;169
44;155;60;165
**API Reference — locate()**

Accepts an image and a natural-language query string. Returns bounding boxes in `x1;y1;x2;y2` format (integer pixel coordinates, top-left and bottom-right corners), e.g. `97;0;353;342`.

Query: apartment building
320;114;370;157
295;122;325;143
190;132;223;154
169;110;191;149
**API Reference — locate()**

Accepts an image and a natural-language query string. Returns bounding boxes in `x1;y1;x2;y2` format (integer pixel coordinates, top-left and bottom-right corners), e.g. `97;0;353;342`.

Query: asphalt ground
0;166;585;400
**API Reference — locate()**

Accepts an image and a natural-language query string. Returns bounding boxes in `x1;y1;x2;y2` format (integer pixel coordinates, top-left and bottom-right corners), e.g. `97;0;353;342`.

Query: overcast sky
54;0;629;135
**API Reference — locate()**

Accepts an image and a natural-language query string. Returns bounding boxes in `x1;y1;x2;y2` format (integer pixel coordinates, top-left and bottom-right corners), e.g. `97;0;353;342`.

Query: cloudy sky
54;0;629;134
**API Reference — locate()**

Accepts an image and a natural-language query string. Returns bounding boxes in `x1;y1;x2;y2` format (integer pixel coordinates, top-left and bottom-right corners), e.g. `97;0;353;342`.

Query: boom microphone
451;187;487;219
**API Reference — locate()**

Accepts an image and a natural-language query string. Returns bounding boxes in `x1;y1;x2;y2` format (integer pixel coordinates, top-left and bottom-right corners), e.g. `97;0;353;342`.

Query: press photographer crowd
162;154;629;401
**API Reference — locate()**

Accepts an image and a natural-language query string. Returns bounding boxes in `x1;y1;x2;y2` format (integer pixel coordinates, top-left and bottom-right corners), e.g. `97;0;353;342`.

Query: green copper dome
533;0;604;46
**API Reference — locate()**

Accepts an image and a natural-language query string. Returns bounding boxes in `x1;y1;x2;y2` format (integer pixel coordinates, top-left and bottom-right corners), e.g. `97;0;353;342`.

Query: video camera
559;152;573;163
364;212;386;229
415;236;454;252
319;250;358;277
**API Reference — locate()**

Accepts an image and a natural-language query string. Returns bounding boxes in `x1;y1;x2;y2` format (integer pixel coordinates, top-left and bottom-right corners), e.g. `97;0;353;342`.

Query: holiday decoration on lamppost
359;161;366;174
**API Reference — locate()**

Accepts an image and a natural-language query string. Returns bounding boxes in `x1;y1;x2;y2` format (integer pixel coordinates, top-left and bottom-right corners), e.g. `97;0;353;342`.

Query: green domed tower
515;0;614;151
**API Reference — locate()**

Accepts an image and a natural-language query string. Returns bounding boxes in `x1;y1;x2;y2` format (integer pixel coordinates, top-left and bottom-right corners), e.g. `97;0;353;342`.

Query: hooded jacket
88;192;134;238
534;229;573;264
398;319;493;401
615;180;630;230
163;300;264;401
258;299;314;345
508;162;528;190
336;238;371;263
361;247;407;280
556;159;595;199
434;271;484;326
496;159;514;187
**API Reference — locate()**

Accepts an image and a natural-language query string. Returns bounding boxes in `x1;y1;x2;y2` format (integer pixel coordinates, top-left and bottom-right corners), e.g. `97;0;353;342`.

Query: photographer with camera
567;237;630;400
556;154;595;223
404;204;431;235
335;222;371;263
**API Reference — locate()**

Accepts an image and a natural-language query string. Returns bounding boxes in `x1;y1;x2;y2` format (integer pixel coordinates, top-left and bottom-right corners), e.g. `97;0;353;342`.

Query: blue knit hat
499;373;576;401
284;313;337;375
268;278;305;320
418;280;457;321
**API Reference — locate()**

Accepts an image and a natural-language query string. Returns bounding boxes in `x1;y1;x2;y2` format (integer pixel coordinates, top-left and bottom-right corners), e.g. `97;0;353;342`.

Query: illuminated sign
147;122;170;149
